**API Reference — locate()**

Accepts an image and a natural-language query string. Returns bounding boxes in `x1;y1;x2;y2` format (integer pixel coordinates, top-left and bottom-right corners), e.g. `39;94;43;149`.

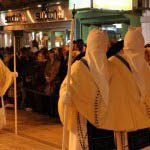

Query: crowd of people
0;33;149;119
0;28;150;149
0;39;85;117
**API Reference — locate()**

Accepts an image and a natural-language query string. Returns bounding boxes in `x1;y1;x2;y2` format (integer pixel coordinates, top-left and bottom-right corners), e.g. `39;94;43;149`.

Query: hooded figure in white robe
58;29;110;150
0;59;14;97
59;28;150;150
123;27;150;120
108;27;150;149
0;59;14;129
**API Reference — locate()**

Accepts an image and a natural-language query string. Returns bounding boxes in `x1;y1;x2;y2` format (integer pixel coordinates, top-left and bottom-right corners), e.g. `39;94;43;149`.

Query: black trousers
87;121;150;150
87;122;116;150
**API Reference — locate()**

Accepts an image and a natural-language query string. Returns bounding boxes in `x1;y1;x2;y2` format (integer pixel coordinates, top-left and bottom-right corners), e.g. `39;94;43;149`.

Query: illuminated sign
5;12;27;23
36;9;64;21
93;0;132;10
69;0;91;9
5;13;26;23
69;0;132;10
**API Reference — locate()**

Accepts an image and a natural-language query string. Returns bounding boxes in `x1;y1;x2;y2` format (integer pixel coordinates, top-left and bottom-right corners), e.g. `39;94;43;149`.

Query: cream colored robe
58;56;150;149
0;59;13;97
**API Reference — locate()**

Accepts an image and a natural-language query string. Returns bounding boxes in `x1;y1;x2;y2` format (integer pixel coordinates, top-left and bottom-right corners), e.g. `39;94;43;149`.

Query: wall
141;0;150;44
76;10;141;43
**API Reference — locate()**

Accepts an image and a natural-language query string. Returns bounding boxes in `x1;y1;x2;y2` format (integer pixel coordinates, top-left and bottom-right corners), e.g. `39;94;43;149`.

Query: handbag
0;97;6;129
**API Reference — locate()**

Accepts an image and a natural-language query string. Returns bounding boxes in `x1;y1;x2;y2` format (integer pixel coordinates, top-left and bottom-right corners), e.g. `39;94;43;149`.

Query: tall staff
13;36;18;135
62;5;76;150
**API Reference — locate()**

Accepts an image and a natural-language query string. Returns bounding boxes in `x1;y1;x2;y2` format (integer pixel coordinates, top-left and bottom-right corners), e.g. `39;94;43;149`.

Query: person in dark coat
73;39;85;63
32;50;47;113
106;40;124;58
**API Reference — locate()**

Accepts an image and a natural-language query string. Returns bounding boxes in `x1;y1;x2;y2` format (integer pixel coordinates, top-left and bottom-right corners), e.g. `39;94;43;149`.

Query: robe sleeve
58;61;100;131
0;60;13;96
58;70;78;132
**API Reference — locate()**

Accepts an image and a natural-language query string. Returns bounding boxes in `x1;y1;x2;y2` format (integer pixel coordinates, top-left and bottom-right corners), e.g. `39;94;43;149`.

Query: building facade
74;0;142;43
0;2;71;50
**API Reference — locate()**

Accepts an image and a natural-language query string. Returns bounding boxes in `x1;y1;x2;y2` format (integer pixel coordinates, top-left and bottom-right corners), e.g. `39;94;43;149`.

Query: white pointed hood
85;29;110;105
123;27;150;102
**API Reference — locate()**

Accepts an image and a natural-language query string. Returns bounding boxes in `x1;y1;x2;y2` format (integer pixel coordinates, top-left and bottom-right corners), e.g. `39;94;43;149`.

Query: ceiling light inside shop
8;9;12;12
32;32;35;40
58;6;62;9
4;34;8;47
56;2;61;5
9;38;12;45
39;32;43;40
37;4;42;8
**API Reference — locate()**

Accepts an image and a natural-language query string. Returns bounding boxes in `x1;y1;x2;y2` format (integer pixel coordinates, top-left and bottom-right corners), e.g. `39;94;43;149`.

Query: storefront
1;3;72;50
70;0;142;43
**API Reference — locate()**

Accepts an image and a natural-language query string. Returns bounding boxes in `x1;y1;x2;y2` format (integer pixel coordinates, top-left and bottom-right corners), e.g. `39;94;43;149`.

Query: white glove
13;72;18;78
61;91;72;106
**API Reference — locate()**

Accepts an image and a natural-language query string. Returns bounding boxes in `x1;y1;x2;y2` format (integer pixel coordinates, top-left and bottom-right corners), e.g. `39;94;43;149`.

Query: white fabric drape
123;27;150;102
69;115;88;150
85;29;110;105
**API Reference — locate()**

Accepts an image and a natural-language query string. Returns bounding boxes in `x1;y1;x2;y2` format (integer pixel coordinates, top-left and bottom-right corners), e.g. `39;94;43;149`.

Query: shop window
54;32;65;47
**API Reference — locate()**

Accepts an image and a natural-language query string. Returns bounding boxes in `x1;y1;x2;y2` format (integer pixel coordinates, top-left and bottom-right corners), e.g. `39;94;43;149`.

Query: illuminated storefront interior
0;2;71;50
69;0;141;43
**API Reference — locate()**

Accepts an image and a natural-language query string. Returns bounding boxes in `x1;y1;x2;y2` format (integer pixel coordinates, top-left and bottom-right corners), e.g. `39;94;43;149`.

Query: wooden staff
62;5;76;150
13;36;18;135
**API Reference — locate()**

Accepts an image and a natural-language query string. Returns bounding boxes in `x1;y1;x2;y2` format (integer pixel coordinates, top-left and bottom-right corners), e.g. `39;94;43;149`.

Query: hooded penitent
85;29;110;105
0;59;13;96
59;28;150;132
105;27;150;131
123;27;150;102
58;29;110;131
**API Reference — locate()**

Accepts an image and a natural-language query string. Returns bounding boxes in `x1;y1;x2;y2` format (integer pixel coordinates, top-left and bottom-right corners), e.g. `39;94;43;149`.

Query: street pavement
0;110;63;150
0;110;149;150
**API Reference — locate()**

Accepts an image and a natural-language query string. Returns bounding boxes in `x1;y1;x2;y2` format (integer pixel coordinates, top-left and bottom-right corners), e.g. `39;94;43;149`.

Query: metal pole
13;36;18;135
62;5;76;150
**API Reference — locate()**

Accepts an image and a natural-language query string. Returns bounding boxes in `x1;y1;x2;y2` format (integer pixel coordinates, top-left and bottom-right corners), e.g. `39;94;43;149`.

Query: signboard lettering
5;13;26;23
36;9;64;21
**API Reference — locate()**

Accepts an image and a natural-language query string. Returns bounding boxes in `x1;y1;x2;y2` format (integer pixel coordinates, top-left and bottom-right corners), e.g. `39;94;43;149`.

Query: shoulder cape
58;58;150;132
0;59;13;96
